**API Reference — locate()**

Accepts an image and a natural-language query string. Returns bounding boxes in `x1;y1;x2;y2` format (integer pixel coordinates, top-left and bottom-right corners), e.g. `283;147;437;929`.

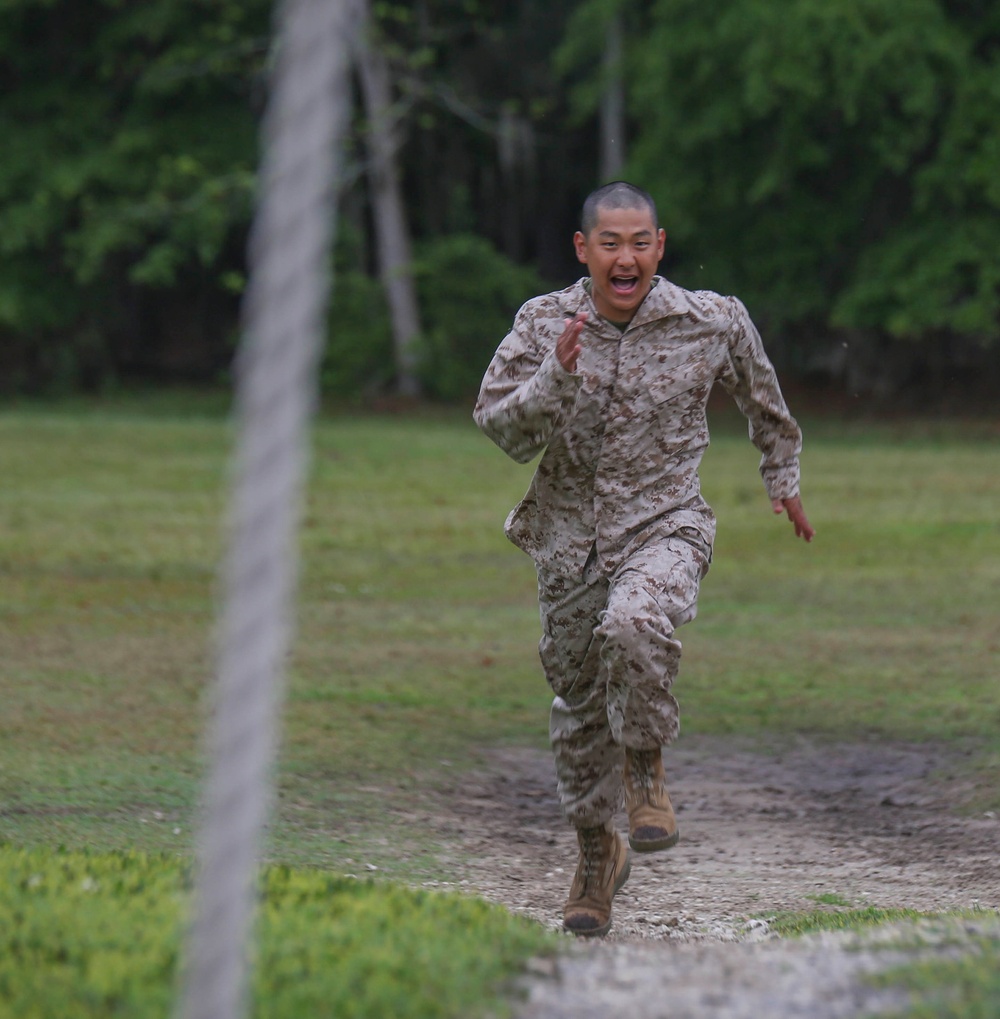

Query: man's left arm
719;297;815;543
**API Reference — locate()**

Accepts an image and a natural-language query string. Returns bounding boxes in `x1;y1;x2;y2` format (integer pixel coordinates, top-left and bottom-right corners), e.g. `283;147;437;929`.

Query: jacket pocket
646;352;714;403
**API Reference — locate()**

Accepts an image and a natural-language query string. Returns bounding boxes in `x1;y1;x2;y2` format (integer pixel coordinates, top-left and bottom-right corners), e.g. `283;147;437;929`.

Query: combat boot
624;747;679;852
563;820;631;937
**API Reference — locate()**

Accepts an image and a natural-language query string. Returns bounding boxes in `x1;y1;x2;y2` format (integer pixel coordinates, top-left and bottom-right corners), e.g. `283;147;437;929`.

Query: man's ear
573;230;588;265
656;228;666;260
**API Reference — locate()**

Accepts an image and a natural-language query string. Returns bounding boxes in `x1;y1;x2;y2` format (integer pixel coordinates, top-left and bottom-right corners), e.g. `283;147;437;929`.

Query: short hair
581;181;659;236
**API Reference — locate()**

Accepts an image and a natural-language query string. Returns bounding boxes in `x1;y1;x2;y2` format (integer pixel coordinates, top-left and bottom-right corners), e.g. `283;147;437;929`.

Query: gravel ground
516;917;1000;1019
413;735;1000;1017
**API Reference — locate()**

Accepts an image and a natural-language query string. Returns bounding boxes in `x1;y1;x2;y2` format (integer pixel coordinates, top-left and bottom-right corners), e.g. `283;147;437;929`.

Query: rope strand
176;3;356;1017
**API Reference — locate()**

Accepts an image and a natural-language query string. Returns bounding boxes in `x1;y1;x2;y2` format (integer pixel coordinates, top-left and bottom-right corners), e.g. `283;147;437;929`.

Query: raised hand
557;312;587;373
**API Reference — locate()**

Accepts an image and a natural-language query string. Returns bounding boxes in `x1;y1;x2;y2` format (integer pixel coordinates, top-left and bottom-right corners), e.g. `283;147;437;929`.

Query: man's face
573;205;665;323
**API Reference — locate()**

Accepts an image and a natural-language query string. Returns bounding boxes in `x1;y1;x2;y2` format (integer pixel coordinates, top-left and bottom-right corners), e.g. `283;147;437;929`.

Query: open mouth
611;275;639;296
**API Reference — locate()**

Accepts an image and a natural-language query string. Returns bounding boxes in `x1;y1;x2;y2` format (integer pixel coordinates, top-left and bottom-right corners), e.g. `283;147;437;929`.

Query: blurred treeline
1;0;998;404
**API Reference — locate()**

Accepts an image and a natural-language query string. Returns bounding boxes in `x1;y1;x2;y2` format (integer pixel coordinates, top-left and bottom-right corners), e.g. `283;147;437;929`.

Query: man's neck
583;279;635;330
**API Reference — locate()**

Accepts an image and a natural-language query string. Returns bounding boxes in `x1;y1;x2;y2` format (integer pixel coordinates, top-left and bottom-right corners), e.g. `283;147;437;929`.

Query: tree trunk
599;10;626;182
498;107;536;262
355;2;422;397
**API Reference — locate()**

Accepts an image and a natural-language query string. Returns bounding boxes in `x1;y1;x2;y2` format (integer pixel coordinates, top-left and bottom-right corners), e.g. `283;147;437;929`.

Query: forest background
1;0;998;407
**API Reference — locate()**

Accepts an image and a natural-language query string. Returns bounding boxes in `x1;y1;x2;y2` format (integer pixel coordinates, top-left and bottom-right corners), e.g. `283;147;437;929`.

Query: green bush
0;845;553;1019
413;234;545;403
322;233;544;403
323;269;395;399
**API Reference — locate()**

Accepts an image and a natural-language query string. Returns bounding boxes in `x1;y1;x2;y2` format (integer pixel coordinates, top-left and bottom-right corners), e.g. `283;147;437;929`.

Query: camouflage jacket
474;276;803;579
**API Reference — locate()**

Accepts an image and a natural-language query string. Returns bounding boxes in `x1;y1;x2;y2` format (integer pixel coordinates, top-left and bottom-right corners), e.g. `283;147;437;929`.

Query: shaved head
581;181;659;236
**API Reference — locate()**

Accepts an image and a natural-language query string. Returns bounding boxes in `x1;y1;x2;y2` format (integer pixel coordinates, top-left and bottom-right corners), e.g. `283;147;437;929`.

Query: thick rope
176;2;354;1017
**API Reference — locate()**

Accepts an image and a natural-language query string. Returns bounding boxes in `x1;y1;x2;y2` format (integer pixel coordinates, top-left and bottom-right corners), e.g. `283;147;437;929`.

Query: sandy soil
416;735;1000;1017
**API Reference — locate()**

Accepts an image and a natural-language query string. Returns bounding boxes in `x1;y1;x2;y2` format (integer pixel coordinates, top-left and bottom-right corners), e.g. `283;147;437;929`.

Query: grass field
4;396;997;859
1;393;998;1014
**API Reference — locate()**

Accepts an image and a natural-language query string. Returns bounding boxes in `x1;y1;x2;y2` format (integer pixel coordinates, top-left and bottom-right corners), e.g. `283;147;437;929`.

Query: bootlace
578;827;604;889
630;749;656;791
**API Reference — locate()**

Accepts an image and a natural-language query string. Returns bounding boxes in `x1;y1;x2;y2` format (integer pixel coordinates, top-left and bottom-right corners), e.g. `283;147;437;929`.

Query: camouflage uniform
474;276;802;828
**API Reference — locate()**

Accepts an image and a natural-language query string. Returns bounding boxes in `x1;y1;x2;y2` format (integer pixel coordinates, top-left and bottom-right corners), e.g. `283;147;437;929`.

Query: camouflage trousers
536;532;710;829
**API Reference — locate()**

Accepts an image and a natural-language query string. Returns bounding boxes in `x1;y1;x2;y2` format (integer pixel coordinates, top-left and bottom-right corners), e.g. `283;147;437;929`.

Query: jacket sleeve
473;304;582;464
718;297;803;500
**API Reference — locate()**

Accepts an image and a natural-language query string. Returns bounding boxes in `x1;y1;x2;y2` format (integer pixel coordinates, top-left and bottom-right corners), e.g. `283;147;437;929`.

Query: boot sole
564;850;632;938
629;829;679;853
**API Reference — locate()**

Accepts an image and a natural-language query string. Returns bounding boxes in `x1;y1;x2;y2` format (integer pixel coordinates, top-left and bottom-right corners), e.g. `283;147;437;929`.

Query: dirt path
416;736;1000;1016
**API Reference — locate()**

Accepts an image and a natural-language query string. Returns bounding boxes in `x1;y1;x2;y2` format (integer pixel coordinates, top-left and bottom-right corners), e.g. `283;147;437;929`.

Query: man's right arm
473;308;584;464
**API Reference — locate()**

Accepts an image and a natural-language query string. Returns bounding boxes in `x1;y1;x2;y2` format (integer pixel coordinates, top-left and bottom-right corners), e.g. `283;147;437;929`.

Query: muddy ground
416;736;1000;1017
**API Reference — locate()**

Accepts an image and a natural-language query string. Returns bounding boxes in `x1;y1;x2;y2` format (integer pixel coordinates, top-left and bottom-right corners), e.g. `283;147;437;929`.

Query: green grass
2;399;999;863
2;394;1000;1015
806;892;855;906
875;929;1000;1019
760;904;1000;1019
690;405;1000;750
767;906;944;937
764;891;1000;938
0;844;553;1019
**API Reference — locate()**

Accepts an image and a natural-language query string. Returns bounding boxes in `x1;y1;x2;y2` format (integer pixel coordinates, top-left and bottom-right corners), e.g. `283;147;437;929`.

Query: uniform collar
559;276;692;335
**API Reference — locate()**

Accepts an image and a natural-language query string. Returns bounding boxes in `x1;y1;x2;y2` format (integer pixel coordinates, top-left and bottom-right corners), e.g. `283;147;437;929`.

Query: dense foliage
0;0;997;397
626;0;1000;389
0;0;271;390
